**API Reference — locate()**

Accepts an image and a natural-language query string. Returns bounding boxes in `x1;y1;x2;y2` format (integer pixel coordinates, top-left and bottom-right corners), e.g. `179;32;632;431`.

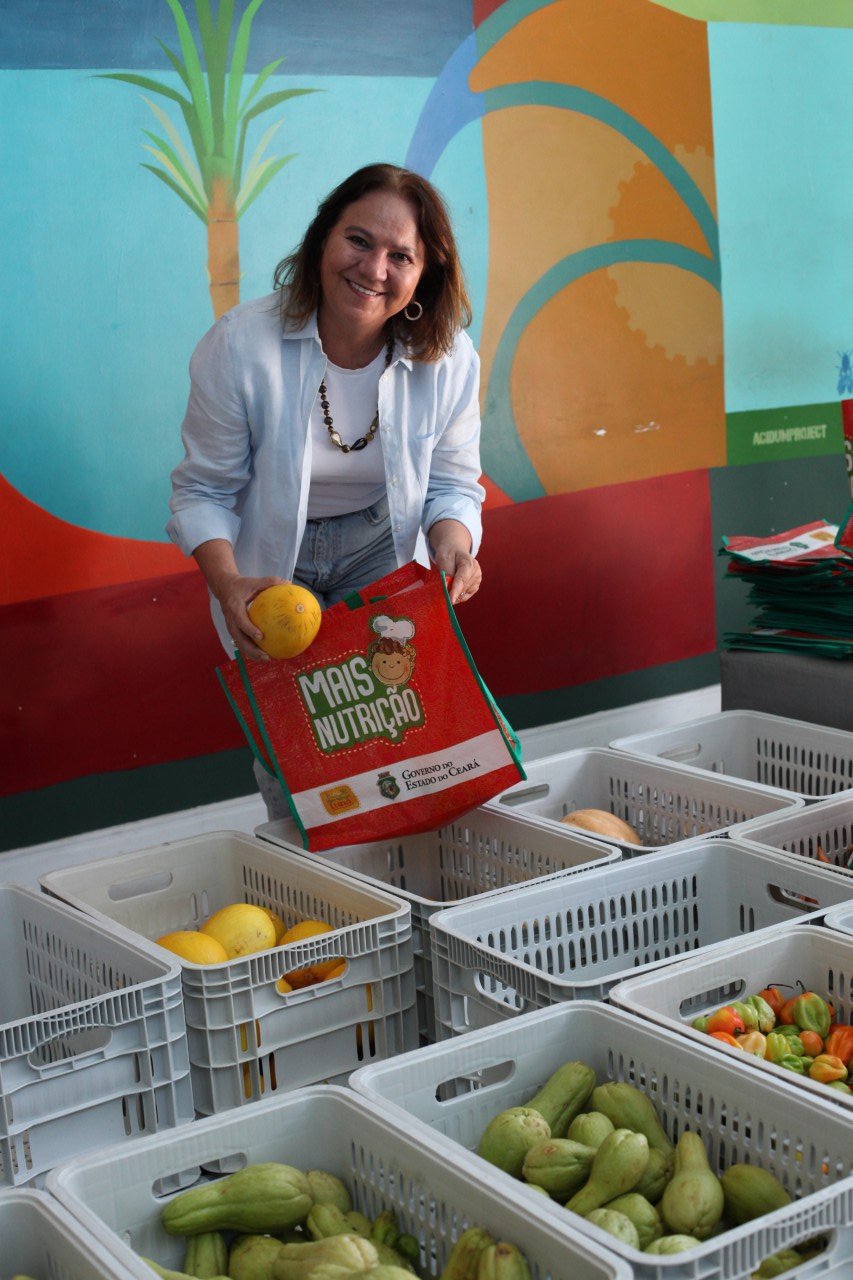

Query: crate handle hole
677;978;745;1018
660;742;703;762
435;1059;516;1102
499;784;550;808
472;971;525;1013
28;1024;112;1070
108;869;174;900
767;883;820;913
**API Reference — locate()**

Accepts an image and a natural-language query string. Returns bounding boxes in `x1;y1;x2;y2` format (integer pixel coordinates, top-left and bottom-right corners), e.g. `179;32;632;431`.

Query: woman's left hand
442;549;482;604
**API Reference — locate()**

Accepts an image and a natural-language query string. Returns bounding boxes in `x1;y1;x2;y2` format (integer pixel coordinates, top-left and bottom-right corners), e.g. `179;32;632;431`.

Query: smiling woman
166;162;486;821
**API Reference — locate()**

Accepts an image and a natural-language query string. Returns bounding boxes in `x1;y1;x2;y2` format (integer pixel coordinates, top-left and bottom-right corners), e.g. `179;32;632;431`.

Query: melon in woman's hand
248;583;321;658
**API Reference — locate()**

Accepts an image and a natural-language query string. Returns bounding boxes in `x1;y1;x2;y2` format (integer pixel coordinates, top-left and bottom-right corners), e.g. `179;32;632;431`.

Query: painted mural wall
2;0;851;842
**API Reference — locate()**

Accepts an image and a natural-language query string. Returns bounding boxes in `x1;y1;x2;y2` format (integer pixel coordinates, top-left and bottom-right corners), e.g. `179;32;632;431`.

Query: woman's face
319;190;425;341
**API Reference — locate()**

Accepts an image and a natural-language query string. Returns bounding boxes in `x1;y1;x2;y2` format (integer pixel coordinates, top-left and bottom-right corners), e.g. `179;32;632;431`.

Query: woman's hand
428;519;483;605
192;538;285;659
215;572;287;660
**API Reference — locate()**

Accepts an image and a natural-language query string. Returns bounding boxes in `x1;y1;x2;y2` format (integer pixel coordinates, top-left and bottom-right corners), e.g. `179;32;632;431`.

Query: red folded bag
217;563;525;850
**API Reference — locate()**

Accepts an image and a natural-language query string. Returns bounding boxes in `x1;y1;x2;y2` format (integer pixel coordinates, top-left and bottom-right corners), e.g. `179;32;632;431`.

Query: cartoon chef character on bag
368;615;416;691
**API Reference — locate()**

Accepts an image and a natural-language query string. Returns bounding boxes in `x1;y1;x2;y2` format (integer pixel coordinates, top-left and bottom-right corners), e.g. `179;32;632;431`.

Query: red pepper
706;1006;746;1036
825;1026;853;1067
758;987;785;1018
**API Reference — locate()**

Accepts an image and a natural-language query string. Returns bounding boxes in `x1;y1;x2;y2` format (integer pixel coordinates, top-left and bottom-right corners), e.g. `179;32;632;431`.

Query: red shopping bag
217;563;525;850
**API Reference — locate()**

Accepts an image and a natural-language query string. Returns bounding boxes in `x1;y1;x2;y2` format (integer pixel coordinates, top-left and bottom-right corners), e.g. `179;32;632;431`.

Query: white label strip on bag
291;729;511;829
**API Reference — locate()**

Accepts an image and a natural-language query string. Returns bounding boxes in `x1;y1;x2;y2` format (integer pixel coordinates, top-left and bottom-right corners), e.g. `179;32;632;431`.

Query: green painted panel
727;402;844;466
649;0;853;27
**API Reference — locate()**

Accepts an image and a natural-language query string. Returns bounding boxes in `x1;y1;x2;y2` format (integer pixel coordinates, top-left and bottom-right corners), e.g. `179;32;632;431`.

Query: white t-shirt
307;347;388;518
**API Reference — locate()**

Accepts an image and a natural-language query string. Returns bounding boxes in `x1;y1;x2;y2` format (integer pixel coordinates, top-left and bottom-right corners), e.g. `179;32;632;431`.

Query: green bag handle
233;652;310;848
439;572;525;774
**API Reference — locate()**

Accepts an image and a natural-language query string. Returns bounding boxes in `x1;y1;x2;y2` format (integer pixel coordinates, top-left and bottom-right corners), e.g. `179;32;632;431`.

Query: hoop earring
403;299;423;322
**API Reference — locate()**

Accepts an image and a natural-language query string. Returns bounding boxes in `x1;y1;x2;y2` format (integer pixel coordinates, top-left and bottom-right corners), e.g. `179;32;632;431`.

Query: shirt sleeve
421;338;486;555
165;313;252;557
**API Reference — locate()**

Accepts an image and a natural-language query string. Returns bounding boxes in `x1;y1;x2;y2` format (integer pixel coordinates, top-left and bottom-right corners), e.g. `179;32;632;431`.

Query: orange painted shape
0;472;187;607
473;0;713;157
511;270;724;494
481;474;515;509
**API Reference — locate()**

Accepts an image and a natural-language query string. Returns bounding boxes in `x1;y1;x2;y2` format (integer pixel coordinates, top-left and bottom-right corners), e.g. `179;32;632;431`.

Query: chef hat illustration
371;615;415;643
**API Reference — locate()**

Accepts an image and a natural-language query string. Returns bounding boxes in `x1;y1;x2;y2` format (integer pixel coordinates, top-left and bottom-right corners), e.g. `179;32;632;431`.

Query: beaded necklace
319;335;394;453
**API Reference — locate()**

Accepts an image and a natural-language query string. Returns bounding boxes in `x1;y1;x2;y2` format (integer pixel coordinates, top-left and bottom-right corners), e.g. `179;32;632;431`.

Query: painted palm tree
104;0;317;318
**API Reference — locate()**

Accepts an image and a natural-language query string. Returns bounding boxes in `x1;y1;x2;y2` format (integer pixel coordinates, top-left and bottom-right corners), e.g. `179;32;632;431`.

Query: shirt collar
280;307;413;370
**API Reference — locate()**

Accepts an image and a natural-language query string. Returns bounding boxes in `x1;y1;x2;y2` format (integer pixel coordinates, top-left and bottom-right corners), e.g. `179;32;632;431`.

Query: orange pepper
799;1029;824;1057
709;1031;743;1048
778;995;799;1025
825;1026;853;1067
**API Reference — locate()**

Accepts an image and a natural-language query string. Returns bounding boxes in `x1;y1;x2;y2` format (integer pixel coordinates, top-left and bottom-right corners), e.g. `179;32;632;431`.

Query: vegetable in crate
521;1139;596;1196
228;1235;287;1280
719;1165;791;1225
142;1262;228;1280
584;1208;640;1248
565;1128;649;1215
476;1242;532;1280
589;1083;674;1155
603;1193;664;1250
439;1226;494;1280
274;1234;378;1279
476;1107;551;1177
558;809;642;845
566;1111;614;1149
659;1132;724;1240
162;1163;313;1235
183;1231;228;1277
643;1236;701;1255
524;1060;596;1137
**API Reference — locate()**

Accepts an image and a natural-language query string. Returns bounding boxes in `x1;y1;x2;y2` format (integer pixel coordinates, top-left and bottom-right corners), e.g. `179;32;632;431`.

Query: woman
167;163;485;815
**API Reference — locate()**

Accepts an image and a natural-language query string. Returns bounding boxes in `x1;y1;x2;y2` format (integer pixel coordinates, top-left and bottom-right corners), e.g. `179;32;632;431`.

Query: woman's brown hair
274;163;471;362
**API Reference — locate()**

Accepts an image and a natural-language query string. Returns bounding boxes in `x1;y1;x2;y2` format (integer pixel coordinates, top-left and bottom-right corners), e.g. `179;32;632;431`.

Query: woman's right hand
214;572;287;660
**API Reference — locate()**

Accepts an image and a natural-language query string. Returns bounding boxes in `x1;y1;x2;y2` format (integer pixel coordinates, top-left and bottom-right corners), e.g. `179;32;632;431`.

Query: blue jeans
253;494;399;821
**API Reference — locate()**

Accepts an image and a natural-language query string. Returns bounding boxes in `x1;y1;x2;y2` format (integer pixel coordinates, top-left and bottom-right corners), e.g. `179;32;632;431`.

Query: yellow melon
248;583;321;659
200;903;277;958
560;808;643;845
155;930;228;965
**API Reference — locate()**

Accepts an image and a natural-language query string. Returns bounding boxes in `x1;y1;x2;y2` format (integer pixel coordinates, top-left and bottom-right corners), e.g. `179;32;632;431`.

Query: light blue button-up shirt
166;292;485;649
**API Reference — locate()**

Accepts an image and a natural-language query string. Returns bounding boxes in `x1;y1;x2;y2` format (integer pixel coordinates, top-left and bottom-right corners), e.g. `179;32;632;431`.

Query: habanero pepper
825;1026;853;1067
706;1006;746;1036
745;994;776;1033
808;1054;848;1084
792;992;832;1039
757;987;785;1018
799;1029;824;1057
766;1031;804;1063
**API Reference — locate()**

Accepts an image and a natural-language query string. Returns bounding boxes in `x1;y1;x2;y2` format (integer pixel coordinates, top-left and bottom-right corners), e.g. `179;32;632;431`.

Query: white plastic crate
612;710;853;802
40;832;417;1118
729;790;853;879
824;902;853;937
488;746;802;855
350;1002;853;1280
45;1084;630;1280
257;808;617;1043
609;925;853;1110
428;839;853;1038
0;884;192;1189
0;1187;132;1278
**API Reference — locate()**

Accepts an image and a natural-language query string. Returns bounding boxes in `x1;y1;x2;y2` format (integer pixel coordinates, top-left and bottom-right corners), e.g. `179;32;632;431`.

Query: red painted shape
480;473;515;510
3;470;716;796
457;469;717;697
474;0;505;24
2;569;241;796
0;472;187;607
